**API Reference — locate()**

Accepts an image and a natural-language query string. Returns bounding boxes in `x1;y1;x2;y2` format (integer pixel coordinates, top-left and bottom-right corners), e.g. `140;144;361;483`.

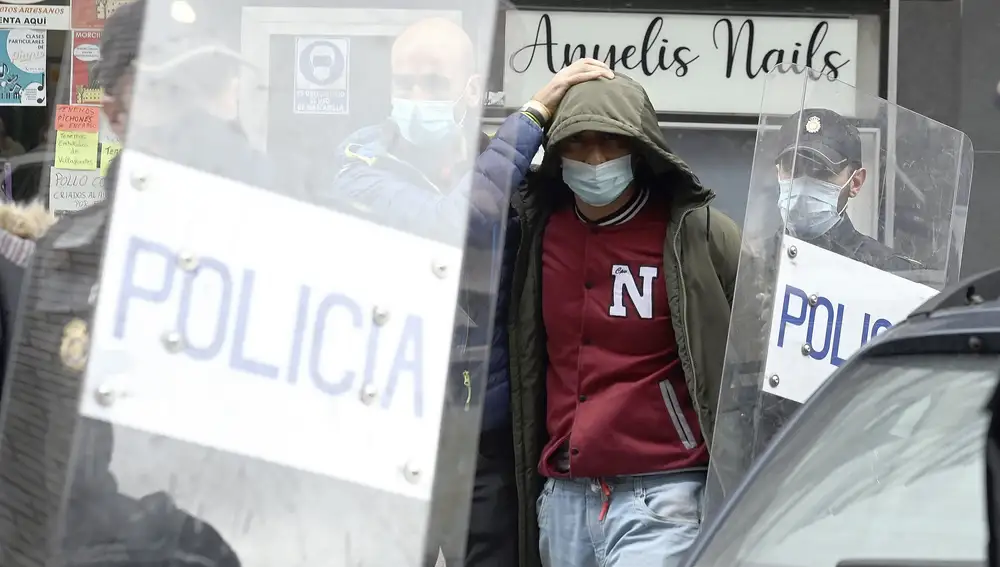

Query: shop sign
503;11;859;115
0;0;70;30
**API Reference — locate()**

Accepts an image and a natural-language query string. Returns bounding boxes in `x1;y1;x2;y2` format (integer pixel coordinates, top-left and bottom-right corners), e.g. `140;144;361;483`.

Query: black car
685;268;1000;567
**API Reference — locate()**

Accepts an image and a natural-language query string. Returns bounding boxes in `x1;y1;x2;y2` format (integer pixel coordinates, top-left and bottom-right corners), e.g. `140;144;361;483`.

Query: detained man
329;16;613;567
505;74;741;567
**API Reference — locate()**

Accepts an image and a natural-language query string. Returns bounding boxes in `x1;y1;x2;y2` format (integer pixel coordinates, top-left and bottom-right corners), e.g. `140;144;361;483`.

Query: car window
696;355;998;567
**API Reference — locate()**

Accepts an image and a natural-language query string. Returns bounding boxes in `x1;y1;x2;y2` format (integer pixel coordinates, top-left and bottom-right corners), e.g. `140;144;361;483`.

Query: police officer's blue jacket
329;111;544;431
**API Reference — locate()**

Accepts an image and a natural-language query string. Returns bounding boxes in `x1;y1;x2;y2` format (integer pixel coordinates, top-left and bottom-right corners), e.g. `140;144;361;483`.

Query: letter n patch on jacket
609;265;658;319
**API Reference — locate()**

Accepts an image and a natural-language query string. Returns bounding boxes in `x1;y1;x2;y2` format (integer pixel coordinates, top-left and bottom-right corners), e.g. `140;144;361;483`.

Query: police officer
329;16;612;566
721;109;923;479
775;108;921;272
0;2;243;565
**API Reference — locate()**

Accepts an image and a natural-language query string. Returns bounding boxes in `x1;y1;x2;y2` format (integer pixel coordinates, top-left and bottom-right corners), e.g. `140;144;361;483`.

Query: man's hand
531;58;614;118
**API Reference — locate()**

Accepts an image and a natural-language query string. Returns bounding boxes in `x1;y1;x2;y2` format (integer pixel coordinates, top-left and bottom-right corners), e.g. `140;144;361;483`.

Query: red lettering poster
71;0;133;30
71;30;102;105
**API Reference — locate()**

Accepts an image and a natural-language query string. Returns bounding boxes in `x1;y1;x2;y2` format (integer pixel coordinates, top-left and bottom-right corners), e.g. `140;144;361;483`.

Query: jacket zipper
463;370;472;410
508;198;530;358
507;198;531;488
671;202;710;426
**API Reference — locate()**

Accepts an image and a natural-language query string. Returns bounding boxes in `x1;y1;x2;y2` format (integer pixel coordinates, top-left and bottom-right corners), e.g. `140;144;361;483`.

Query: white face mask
777;173;854;239
561;155;634;206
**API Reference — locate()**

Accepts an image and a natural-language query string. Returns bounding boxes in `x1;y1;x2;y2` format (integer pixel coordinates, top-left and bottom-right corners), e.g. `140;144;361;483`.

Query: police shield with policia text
704;64;973;520
0;0;511;566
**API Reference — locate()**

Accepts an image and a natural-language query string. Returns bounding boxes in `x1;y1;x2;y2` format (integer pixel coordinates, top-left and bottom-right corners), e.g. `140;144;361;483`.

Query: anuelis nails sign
503;11;859;116
0;0;70;30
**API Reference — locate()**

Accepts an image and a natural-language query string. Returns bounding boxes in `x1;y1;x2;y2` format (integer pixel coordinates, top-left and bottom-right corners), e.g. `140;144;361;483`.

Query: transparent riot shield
704;63;973;520
0;0;505;565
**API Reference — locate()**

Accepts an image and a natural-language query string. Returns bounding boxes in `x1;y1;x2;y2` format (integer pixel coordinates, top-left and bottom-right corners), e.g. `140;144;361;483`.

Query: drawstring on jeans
598;479;611;521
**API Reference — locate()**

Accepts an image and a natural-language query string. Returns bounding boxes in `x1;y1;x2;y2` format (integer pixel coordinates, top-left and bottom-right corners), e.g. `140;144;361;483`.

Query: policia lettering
776;284;892;367
113;237;427;417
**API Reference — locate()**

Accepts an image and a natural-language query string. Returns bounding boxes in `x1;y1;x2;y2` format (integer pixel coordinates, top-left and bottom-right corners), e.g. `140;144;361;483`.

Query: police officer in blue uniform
775;108;922;272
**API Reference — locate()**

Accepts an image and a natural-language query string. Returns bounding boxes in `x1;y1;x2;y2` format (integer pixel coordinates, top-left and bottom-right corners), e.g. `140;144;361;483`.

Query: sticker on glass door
293;36;349;115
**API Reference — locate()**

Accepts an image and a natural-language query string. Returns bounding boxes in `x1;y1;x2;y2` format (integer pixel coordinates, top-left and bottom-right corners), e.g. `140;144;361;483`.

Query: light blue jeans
537;471;705;567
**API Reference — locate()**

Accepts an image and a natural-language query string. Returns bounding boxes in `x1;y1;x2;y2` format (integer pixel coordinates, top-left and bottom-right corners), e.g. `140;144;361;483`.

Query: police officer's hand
531;58;614;118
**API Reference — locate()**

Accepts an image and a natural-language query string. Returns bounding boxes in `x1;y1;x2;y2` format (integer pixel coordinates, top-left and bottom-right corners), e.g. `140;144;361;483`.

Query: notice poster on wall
71;30;102;104
48;167;106;215
71;0;132;29
0;29;45;106
293;36;350;115
0;0;70;30
98;108;120;174
53;104;99;169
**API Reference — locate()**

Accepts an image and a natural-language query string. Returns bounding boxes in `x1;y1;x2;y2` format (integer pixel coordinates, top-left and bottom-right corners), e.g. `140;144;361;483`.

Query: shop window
0;1;145;215
0;29;67;208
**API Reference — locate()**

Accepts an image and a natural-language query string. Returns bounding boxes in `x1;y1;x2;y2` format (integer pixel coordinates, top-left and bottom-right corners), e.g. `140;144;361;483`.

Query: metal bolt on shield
431;261;448;279
131;171;148;190
403;462;421;484
787;245;798;259
808;294;819;306
372;306;390;326
161;331;184;353
768;374;780;388
359;383;378;405
177;251;199;272
94;384;116;407
801;343;813;356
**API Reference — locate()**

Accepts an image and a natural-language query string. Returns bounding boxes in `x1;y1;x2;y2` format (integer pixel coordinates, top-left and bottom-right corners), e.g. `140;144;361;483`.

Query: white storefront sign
0;0;69;30
503;11;859;115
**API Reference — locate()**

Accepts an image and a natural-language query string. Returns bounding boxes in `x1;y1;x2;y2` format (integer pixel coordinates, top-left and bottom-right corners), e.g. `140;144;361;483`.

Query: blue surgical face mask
390;96;465;147
561;155;634;207
777;174;853;239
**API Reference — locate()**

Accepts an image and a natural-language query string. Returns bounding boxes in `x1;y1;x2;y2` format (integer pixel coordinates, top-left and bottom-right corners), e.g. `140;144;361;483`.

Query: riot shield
0;1;505;565
704;64;973;520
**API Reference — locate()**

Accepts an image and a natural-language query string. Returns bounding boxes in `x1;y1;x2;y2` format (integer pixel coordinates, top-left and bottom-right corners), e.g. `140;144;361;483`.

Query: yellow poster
100;143;121;175
55;131;99;170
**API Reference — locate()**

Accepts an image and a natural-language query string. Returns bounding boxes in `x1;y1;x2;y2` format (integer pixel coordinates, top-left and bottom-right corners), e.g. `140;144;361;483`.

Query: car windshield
694;354;998;567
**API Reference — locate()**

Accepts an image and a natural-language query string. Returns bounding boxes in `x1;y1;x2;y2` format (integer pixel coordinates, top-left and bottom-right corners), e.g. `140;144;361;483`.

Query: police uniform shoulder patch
60;318;90;372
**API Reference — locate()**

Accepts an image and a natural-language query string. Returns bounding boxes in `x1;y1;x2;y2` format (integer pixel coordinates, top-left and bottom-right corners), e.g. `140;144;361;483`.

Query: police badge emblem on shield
60;318;90;371
805;116;822;133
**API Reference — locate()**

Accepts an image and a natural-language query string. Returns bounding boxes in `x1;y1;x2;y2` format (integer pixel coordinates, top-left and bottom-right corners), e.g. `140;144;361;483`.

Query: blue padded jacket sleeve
332;112;542;243
464;112;543;245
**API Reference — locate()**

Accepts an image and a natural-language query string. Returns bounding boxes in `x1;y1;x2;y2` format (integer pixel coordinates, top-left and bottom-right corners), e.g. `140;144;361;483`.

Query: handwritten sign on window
48;167;106;215
54;105;99;133
100;142;121;175
55;131;99;170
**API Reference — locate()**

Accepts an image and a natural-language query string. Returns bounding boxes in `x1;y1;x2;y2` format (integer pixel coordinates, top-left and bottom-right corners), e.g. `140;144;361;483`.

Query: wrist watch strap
519;103;548;128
